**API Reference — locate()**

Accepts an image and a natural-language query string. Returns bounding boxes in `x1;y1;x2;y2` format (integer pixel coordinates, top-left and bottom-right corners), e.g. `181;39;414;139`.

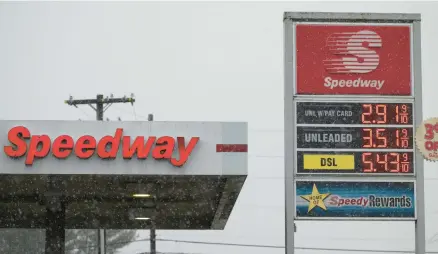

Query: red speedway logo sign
295;24;412;95
3;126;199;167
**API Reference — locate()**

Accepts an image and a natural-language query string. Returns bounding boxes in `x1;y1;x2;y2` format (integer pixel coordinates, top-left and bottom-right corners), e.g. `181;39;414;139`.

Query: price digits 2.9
361;104;410;124
362;152;412;173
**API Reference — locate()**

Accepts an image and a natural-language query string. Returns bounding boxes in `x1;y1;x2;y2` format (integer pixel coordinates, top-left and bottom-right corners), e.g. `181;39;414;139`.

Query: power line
136;252;204;254
155;238;438;253
66;237;438;254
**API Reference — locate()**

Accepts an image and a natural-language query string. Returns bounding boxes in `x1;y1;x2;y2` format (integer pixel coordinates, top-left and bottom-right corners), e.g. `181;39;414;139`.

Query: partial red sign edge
216;144;248;153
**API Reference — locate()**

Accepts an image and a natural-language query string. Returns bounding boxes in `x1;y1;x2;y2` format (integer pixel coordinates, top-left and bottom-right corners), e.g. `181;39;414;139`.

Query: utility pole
64;93;135;254
65;93;135;121
147;113;156;254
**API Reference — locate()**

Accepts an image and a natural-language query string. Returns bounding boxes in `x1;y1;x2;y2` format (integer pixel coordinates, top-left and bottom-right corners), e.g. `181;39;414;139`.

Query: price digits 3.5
362;128;410;148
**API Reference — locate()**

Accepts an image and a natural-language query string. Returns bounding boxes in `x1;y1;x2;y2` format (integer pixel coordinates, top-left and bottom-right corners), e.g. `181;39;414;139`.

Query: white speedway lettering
327;195;369;207
324;77;385;90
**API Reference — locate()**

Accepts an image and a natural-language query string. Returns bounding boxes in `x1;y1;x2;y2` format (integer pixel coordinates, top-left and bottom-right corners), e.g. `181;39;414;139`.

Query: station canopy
0;121;248;230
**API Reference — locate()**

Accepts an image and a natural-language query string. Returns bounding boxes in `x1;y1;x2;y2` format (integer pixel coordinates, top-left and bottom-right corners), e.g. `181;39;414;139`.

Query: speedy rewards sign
295;24;412;95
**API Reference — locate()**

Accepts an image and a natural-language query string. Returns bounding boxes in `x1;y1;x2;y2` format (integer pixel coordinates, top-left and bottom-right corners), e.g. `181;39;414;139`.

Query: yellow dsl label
303;154;354;170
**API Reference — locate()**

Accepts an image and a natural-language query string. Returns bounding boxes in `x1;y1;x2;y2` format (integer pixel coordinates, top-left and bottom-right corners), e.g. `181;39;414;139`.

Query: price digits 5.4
362;152;411;173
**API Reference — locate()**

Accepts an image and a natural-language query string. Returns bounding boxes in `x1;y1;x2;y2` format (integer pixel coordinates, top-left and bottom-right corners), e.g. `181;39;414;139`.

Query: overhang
0;121;248;230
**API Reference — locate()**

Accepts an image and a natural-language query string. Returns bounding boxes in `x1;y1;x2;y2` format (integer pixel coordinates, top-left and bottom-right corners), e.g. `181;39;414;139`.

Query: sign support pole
413;19;425;254
284;12;296;254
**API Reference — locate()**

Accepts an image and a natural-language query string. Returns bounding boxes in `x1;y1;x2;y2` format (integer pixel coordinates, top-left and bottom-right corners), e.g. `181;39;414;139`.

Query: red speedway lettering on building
3;126;199;167
295;24;412;95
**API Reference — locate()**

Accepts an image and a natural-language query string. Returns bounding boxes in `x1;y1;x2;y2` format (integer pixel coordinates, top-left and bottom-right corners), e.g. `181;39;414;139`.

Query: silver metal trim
284;12;421;22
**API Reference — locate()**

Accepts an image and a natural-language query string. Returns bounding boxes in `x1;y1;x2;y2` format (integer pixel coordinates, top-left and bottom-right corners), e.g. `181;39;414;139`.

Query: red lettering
75;136;96;159
97;128;123;159
171;137;200;167
3;126;199;167
425;141;438;151
152;136;175;159
4;126;30;158
122;136;156;159
52;135;74;159
26;135;51;165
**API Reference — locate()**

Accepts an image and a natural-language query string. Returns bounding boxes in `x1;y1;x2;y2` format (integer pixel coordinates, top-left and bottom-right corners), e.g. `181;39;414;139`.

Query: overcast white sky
1;1;438;254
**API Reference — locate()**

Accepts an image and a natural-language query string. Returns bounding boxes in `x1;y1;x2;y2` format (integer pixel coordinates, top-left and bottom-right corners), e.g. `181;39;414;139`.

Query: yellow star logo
300;184;331;213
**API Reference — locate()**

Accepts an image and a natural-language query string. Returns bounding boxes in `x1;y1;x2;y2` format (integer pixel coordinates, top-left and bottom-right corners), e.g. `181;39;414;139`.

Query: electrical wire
76;106;93;120
154;238;438;253
65;236;438;254
132;104;138;120
113;106;149;121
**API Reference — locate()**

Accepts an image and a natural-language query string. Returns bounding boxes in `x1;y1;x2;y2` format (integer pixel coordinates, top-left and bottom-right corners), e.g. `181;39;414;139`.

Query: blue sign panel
295;181;415;219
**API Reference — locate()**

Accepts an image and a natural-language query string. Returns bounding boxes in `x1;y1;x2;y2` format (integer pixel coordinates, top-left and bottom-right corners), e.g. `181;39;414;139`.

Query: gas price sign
295;101;415;176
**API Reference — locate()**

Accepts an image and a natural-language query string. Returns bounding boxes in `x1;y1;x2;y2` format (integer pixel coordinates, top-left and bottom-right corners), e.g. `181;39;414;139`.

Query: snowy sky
1;1;438;254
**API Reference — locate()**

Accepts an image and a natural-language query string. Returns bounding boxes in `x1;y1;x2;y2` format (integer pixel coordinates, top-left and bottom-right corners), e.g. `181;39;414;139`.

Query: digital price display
296;126;413;149
296;151;414;174
296;102;413;125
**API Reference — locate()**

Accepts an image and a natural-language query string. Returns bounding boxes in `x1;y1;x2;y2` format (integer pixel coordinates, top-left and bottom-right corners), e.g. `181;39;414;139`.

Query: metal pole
99;229;106;254
413;19;425;254
150;220;156;254
148;114;156;254
96;94;106;254
284;14;295;254
45;176;65;254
